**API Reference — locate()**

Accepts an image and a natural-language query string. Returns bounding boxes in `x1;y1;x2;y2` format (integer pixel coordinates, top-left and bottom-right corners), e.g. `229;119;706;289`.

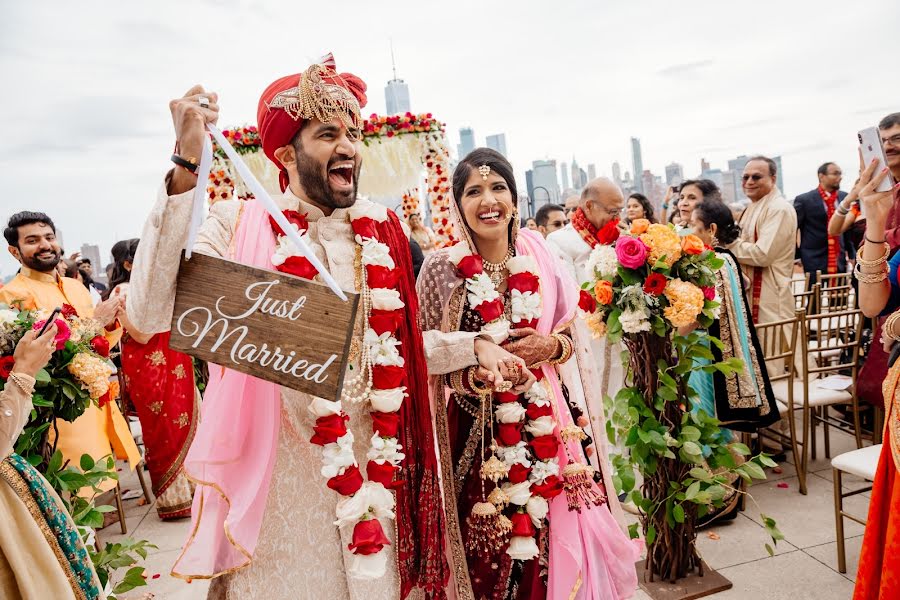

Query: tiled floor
101;422;872;599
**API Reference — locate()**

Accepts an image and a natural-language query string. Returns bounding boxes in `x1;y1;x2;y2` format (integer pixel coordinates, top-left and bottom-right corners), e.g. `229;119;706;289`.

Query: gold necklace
483;246;514;287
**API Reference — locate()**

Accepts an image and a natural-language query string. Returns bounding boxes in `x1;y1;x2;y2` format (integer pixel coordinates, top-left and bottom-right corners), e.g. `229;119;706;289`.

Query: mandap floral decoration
579;218;782;582
400;189;419;220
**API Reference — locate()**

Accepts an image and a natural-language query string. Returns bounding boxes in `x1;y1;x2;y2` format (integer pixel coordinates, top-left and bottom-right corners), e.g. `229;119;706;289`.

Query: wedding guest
795;162;848;280
624;192;656;225
408;212;438;253
534;202;567;237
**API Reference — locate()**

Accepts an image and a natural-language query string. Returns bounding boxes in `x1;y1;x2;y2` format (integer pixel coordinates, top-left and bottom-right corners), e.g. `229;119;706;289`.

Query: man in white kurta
126;61;455;600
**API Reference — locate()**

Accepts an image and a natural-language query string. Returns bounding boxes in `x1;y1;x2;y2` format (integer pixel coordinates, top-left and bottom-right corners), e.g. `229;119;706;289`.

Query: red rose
367;460;401;488
0;356;15;380
310;413;349;446
351;217;379;240
510;512;536;537
348;519;391;555
369;309;403;336
597;219;621;245
268;209;309;237
90;335;110;358
497;422;524;446
276;256;318;280
702;286;716;301
508;463;531;484
578;290;597;313
507;272;540;294
61;303;78;319
531;368;545;382
531;475;564;499
456;254;483;279
373;365;406;390
473;298;504;323
494;391;521;404
530;435;560;460
327;464;364;496
644;273;667;296
367;265;400;289
526;403;553;421
371;411;401;438
516;319;538;330
98;388;113;408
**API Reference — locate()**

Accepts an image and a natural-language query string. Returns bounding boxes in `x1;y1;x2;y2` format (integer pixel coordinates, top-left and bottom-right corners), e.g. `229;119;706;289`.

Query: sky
2;0;899;277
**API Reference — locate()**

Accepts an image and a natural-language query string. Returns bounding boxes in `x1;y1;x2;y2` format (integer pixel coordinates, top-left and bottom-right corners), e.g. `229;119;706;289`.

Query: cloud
656;59;714;78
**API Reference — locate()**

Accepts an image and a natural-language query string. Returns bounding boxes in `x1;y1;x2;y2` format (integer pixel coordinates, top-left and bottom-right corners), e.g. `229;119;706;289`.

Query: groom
127;57;447;599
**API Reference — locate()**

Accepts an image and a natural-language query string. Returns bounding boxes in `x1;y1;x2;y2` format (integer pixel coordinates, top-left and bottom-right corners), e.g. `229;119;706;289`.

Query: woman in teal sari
0;324;105;600
687;198;781;525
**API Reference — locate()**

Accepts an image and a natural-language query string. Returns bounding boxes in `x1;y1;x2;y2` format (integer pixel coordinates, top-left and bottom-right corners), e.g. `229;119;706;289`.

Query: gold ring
495;380;513;393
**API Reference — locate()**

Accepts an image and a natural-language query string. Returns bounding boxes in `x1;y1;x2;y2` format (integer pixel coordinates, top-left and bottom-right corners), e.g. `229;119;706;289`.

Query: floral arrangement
579;218;781;581
1;303;116;463
215;126;261;156
362;112;441;139
401;189;419;220
267;206;409;579
207;125;280;205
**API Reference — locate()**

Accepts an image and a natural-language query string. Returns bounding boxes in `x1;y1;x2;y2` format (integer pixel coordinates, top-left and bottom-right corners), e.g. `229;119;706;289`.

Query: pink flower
702;286;716;301
615;236;649;270
32;318;71;350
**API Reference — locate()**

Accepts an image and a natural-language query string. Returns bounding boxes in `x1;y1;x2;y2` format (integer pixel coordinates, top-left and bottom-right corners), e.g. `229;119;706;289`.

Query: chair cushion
770;378;852;408
832;444;882;480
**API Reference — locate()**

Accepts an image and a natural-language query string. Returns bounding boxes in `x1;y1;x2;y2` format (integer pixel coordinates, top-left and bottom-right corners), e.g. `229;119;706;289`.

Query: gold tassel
480;455;509;483
465;501;511;556
488;486;511;509
562;462;606;513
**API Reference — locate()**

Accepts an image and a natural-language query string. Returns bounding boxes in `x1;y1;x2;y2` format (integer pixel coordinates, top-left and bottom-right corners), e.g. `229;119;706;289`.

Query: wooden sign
169;252;359;401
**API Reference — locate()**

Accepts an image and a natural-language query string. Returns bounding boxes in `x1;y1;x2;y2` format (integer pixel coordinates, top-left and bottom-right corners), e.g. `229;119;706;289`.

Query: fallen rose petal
152;573;161;579
777;482;789;489
707;532;720;541
773;466;783;474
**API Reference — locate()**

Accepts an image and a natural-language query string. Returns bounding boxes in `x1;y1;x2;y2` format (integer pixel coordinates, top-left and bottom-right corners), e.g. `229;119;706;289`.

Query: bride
417;148;640;599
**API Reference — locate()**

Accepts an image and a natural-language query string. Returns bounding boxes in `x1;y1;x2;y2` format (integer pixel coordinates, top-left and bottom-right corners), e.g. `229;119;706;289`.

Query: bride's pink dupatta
517;229;641;600
171;200;282;579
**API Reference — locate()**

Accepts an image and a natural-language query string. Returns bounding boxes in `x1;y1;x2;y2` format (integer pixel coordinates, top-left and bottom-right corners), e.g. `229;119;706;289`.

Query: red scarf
818;185;840;274
571;207;620;248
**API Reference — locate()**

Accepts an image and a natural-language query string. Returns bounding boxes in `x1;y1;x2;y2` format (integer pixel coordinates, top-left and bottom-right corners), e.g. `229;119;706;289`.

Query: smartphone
858;127;894;193
37;307;61;337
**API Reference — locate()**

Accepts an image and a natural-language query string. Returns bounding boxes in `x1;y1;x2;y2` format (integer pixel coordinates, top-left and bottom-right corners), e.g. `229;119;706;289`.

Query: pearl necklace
483;246;514;286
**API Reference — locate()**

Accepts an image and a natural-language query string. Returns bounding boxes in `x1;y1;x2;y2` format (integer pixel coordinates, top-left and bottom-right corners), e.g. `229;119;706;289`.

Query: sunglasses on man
741;174;767;182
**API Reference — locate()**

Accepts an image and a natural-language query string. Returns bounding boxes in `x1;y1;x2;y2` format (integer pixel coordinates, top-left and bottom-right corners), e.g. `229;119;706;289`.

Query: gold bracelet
448;370;470;397
885;311;900;342
857;242;891;269
466;366;492;398
854;262;888;284
546;333;574;366
7;372;34;396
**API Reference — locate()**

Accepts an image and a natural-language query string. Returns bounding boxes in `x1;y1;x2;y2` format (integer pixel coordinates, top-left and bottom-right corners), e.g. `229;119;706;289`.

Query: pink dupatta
517;229;641;600
172;200;282;579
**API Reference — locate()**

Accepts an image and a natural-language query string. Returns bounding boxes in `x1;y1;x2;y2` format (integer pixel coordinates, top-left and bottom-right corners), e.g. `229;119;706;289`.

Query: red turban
256;54;367;190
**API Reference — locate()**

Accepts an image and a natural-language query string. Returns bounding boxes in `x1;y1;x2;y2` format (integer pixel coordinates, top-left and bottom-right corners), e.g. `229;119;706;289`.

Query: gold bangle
546;333;574;366
466;367;492;398
854;262;888;284
886;311;900;342
857;242;891;269
7;372;34;396
448;370;470;397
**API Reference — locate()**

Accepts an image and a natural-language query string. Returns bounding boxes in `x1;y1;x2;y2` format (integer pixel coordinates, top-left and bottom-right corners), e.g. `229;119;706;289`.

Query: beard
294;145;360;211
22;248;61;272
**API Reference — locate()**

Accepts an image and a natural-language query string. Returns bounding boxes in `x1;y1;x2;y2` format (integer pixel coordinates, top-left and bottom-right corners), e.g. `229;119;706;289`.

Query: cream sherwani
545;226;626;428
127;182;473;599
729;189;798;325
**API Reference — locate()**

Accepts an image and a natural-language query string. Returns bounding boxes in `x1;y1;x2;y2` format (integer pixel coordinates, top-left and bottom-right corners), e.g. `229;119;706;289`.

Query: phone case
858;127;894;193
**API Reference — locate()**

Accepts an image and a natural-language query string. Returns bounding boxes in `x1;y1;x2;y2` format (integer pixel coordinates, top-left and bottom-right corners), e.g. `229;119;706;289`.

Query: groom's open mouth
328;161;355;192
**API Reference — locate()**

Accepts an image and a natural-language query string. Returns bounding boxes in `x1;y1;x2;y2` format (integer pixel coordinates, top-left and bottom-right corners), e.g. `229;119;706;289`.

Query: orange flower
630;218;650;235
594;280;614;305
682;234;705;255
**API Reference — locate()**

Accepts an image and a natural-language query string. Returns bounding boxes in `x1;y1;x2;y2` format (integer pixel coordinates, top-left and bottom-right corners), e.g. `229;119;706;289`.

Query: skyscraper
485;133;508;157
773;156;784;194
587;164;597;181
700;158;711;173
665;162;684;187
560;162;569;190
457;127;475;160
531;159;560;205
384;45;410;115
80;243;104;283
612;162;622;185
631;137;644;193
525;169;535;202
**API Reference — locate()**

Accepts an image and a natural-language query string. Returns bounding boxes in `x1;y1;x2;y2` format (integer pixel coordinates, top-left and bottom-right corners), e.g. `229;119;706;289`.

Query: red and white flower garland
447;244;563;561
268;204;407;580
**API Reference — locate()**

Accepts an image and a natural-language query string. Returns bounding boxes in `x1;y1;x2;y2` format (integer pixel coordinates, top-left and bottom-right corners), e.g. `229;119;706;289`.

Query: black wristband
171;153;199;174
866;236;887;245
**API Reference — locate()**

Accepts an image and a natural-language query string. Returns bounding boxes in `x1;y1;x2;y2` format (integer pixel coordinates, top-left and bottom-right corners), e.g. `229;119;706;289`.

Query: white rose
367;434;405;465
0;308;18;326
495;402;526;424
321;433;356;479
369;387;406;413
507;256;537;275
479;318;510;343
525;382;550;407
497;441;531;468
334;482;395;527
270;230;304;266
308;397;343;418
586;245;618;279
448;242;472;266
347;546;389;580
502;480;533;506
529;458;560;483
348;202;388;223
360;238;395;269
466;273;500;307
364;330;404;367
371;288;405;311
507;535;540;561
526;495;549;528
510;290;542;323
524;416;556;437
620;308;651;334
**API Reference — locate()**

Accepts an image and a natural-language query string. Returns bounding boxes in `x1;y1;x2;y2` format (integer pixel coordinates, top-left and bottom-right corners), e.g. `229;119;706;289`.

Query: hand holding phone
37;307;62;338
858;127;894;193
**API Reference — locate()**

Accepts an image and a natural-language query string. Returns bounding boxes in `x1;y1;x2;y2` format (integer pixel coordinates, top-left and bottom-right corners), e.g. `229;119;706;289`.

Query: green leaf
765;543;775;556
680;426;701;442
79;454;95;472
681;441;702;456
646;524;657;545
628;523;640;540
758;454;779;468
689;467;712;481
673;504;685;523
112;566;148;594
684;480;701;501
743;461;766;480
731;443;752;456
33;368;51;384
48;450;63;475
